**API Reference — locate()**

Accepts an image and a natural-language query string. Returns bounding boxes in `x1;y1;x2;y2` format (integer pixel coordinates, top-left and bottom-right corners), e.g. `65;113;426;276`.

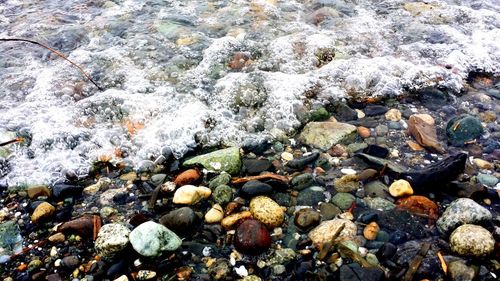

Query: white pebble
202;247;212;257
341;168;356;175
235;265;248;277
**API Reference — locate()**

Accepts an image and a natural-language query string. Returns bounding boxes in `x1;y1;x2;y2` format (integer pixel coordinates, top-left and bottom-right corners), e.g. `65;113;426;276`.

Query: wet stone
208;172;232;189
296;186;326;206
437;198;492;234
159;207;198;236
364;197;395;211
212;185;233;205
446;115;484;146
291;173;314;191
334;174;359;193
294;208;321;230
476;173;498;187
249;196;284;228
286;152;320;170
240;180;273;198
129;221;182;257
449;224;494;257
242;159;272;175
331;192;356;210
448;260;476;281
364;181;389;198
319;202;341;220
95;223;130;258
234;219;271;255
339;263;384;281
364;105;388;117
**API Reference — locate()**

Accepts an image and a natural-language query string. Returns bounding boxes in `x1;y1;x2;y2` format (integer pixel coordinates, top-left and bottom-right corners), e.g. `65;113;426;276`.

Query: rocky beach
0;0;499;280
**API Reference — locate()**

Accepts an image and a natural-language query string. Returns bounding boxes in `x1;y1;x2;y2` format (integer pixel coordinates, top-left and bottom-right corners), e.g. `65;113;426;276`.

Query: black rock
286;152;320;169
107;260;127;279
358;211;379;224
363;145;389;158
240;180;273;198
61;256;80;268
242;138;271;155
364;105;388;116
291;173;314;191
296;186;325;206
415;87;450;110
339;263;384;281
242;159;273;175
52;184;83;199
329;102;358;121
112;192;128;205
376;242;397;261
159;207;198;236
389;230;410;245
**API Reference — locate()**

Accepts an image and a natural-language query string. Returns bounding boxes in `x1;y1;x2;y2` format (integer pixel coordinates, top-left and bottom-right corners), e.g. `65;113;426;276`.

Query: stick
0;38;104;91
403;242;431;281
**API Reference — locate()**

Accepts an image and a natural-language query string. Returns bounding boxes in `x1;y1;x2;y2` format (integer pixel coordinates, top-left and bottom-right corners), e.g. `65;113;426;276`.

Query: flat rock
299;121;357;150
308;218;357;247
183;147;241;175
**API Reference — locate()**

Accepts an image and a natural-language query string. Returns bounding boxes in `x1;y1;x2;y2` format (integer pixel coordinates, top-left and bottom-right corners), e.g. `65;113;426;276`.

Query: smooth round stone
334;174;359;193
294;208;321;230
388;180;413;197
137;270;156;280
387;121;401;130
129;221;182;257
363;222;380;241
27;185;51;199
159;207;197;235
234;219;271;255
450;224;494;257
448;260;476;281
436;198;492;234
446;115;484;146
95;223;130;258
331;192;355;210
249;196;284;229
319;203;341;220
242;159;273;175
296;186;326;206
31;202;55;223
364;105;388;116
366;253;379;266
291;173;314;191
308;219;357;247
212;185;233;205
389;230;409;245
240;180;273;198
136;160;155;173
477;173;498;187
358;211;378;224
375;242;397;261
375;230;390;242
375;125;389;136
205;204;224;223
172;185;211;205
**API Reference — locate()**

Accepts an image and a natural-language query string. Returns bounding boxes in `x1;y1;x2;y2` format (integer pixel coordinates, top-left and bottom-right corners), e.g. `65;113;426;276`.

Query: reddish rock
57;215;102;238
408;114;444;153
174;169;201;186
234;219;271;255
396;195;439;220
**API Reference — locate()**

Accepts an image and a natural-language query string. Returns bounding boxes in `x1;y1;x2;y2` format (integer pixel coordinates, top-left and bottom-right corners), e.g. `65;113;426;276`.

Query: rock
366;253;379;266
364;105;388;116
385;109;402;121
48;233;65;243
240;180;273;198
363;145;389;158
31;202;55;223
172;185;211;205
242;159;272;175
357;126;371;138
129;221;182;257
473;158;493;170
286;152;320;169
294;208;321;230
446;115;484;146
174;169;201;186
329;103;358;121
137;270;156;280
95;223;130;258
375;125;389;136
58;215;101;237
319;203;341;220
208;172;232;189
27;185;51;199
208;259;231;280
363;222;380;241
296;186;326;206
212;185;233;205
183;147;241;175
159;207;197;235
376;242;397;261
0;221;22;256
61;255;79;268
308;219;357;247
414;87;449;110
291;173;314;191
388;179;413;197
281;152;294;161
448;260;476;281
334;174;359;193
339;262;384;281
221;211;252;230
205;204;224;223
331;192;355;210
396;195;438;219
52;184;83;199
249;196;284;228
364;197;395;211
364;181;389;198
477;173;498;187
408;114;444;153
299;121;357;150
234;219;272;255
449;224;494;256
309;107;330;121
437;198;492;234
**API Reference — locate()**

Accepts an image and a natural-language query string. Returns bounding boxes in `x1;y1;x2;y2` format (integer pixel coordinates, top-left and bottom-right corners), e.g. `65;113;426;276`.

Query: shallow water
0;0;499;185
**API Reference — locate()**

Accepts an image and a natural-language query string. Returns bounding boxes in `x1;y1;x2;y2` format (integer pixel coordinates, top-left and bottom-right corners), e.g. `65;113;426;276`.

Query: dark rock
364;181;388;198
446;115;484;146
296;186;325;206
363;145;389;158
294;208;321;231
272;192;292;207
242;138;271;155
365;240;385;249
112;192;128;205
291;173;314;191
242;159;273;175
329;102;358;121
240;180;273;198
58;215;101;237
52;184;83;199
376;242;397;261
46;273;63;281
107;260;127;278
159;207;197;236
61;255;80;268
364;105;389;117
378;209;430;238
358;211;379;223
389;230;410;245
161;146;173;161
339;263;384;281
415;87;450;110
319;203;341;220
234;219;271;255
286;152;320;170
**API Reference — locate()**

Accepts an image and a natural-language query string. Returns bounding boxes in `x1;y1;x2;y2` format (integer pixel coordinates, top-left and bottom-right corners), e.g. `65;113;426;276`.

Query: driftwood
0;38;103;91
403;242;431;281
231;173;290;184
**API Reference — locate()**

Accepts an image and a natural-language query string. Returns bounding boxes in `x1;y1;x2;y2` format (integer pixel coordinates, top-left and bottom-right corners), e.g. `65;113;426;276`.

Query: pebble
388;179;413;197
281;152;294;161
334;174;359;193
294;208;321;230
129;221;182;257
364;197;395;211
331;192;355;210
384;109;402;121
137;270;156;280
319;203;341;220
291;173;314;191
234;219;271;255
205;204;224;223
31;202;55;223
95;223;130;258
363;222;380;241
212;185;233;205
357;126;371;138
446;115;484;146
473;158;493;170
437;198;492;234
449;224;495;256
364;181;389;198
208;172;232;189
172;185;211;205
159;207;197;235
48;233;65;243
221;211;252;230
477;173;498;187
27;185;51;199
249;196;284;228
308;219;357;247
240;180;273;198
448;260;476;281
174;169;201;186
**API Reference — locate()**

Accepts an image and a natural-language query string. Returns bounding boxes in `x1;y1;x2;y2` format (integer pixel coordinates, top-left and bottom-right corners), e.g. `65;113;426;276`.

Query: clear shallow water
0;0;499;185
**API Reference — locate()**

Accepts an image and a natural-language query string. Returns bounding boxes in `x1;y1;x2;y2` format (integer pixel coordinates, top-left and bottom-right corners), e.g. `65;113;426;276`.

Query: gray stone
183;147;241;175
331;192;356;210
95;223;130;258
299;121;357;150
364;197;395;211
319;202;341;220
129;221;182;257
291;173;314;191
476;173;498;187
436;198;492;234
448;260;475;281
208;172;232;189
364;181;388;198
296;186;326;206
449;224;494;257
0;221;23;256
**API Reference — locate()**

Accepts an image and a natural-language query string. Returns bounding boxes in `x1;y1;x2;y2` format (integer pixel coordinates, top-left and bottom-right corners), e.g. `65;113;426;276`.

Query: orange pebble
357;126;371;138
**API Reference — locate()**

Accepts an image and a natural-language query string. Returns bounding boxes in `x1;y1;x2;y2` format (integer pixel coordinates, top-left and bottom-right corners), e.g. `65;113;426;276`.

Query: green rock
331;192;356;210
27;259;43;272
212;185;233;205
364;181;388;198
309;107;330;121
299;121;357;150
129;221;181;257
208;172;232;189
446;115;484;146
319;203;341;220
364;197;395;211
375;230;390;242
296;186;325;206
366;253;379;266
437;198;492;234
476;173;498;187
183;147;241;175
334;174;360;193
291;173;314;191
347;142;368;154
0;221;23;256
265;248;296;266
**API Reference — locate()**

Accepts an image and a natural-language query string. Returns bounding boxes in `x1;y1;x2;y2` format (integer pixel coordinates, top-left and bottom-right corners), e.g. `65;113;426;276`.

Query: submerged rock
129;221;182;257
0;221;23;256
446;115;484;146
437;198;492;234
449;224;494;256
183;147;241;175
172;185;211;205
408;114;444;153
31;202;56;223
308;218;357;247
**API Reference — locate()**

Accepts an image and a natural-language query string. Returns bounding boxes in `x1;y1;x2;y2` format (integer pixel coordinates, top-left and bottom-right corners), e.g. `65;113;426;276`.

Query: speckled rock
450;224;494;256
249;196;284;229
364;197;395;211
129;221;182;257
296;186;326;206
212;185;233;205
308;219;357;247
294;208;321;230
331;192;356;210
95;223;130;258
388;180;413;197
172;185;211;205
183;147;241;175
437;198;492;234
334;174;359;193
31;202;56;223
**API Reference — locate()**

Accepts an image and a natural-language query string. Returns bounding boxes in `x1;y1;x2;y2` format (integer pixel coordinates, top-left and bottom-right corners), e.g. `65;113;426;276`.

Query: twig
0;38;104;91
437;251;447;274
403;242;431;281
0;138;23;147
231;173;290;184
